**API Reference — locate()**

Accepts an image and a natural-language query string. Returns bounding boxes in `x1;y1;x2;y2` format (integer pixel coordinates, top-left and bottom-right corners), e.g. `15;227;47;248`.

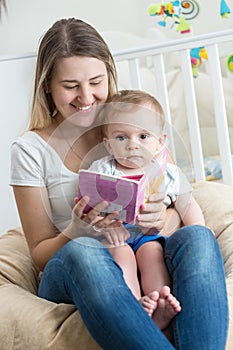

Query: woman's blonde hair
29;18;118;130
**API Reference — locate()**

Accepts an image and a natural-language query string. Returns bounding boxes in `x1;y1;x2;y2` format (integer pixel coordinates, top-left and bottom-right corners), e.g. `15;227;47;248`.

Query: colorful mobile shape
190;47;208;77
220;0;231;17
148;1;200;34
181;1;200;20
227;54;233;73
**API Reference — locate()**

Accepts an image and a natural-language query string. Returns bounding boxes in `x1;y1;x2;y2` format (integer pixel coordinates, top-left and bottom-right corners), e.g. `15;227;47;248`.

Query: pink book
78;149;168;224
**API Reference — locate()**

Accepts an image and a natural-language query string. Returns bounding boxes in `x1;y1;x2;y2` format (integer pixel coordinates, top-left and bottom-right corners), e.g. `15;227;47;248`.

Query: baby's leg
108;244;141;300
136;241;181;329
110;245;158;316
136;241;171;292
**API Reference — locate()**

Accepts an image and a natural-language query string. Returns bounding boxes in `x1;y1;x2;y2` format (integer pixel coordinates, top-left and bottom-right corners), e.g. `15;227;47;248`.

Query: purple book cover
78;149;168;224
78;171;146;223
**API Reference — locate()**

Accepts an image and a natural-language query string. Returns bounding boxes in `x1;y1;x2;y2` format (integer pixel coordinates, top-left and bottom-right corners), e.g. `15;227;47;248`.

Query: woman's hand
136;192;166;234
62;196;122;240
76;196;130;246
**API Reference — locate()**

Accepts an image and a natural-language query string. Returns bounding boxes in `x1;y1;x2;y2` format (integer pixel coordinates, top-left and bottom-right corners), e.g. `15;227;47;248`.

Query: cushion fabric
0;181;232;349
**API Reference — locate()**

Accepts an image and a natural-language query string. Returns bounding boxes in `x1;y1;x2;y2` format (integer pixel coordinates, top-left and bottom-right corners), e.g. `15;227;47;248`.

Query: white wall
0;0;232;234
0;55;36;233
0;0;142;55
1;0;233;55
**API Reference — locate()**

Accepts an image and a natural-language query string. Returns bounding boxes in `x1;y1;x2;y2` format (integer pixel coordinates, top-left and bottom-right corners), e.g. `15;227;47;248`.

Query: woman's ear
103;137;113;155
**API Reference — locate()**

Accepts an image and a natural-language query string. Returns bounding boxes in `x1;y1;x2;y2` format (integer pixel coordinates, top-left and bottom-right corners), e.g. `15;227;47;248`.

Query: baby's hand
101;221;130;246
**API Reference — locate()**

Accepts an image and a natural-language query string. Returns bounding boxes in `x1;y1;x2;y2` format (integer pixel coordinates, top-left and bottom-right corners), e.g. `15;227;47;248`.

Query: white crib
1;28;233;233
105;29;233;186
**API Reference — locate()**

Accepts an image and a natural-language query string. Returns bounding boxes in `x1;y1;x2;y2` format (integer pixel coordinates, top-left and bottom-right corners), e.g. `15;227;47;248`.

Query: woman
10;18;228;349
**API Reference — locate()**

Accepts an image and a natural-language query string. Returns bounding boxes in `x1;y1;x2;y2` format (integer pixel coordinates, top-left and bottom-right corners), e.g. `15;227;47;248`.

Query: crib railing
112;29;233;186
1;30;233;186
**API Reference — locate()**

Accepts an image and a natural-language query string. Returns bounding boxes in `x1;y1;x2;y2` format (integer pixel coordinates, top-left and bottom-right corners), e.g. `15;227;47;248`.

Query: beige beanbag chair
0;181;232;349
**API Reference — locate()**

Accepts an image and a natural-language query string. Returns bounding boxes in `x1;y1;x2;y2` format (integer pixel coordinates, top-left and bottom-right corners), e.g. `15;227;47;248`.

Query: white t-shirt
10;132;192;232
88;155;192;206
10;131;78;232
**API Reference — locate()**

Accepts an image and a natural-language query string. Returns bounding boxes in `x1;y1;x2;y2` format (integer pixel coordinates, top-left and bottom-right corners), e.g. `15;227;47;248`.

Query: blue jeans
38;225;228;350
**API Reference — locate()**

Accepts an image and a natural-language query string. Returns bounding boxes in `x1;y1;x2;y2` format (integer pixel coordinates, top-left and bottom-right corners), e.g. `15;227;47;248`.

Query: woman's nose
77;85;93;105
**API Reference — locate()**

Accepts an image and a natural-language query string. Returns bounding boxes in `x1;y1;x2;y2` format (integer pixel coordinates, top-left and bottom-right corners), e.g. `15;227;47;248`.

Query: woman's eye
65;85;79;90
90;81;101;86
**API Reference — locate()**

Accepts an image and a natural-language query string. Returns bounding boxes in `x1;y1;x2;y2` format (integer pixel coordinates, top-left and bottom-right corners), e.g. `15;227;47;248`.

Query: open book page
144;148;168;202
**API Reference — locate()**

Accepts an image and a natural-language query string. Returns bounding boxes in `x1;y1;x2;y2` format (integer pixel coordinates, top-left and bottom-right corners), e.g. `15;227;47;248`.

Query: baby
88;89;205;330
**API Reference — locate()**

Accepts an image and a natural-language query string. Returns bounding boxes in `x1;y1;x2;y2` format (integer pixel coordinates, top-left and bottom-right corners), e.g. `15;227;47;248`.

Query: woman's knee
168;224;214;247
165;225;221;265
56;237;111;267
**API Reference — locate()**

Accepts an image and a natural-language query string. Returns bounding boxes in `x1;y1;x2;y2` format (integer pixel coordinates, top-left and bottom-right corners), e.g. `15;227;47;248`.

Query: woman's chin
67;111;97;128
67;105;103;128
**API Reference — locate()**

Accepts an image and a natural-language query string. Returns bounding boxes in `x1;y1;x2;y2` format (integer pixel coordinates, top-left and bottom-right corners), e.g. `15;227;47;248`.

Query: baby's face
105;124;161;169
104;116;166;170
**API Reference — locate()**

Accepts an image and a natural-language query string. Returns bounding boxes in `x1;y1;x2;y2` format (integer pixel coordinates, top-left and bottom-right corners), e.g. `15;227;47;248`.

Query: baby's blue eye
116;135;126;141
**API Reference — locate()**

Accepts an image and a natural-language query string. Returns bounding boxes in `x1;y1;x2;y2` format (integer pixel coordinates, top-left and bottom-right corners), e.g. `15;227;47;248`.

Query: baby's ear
157;133;167;151
103;138;113;155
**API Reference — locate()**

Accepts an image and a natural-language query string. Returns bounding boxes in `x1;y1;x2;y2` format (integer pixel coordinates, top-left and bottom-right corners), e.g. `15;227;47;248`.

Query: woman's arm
13;186;121;271
160;206;182;236
174;193;205;226
13;186;70;271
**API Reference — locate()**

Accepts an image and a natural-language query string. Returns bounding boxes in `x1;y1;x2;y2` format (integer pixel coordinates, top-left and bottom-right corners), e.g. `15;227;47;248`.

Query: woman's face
49;56;109;127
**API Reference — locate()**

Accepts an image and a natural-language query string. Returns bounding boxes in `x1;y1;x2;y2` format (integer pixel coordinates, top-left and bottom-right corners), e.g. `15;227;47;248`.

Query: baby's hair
101;89;165;136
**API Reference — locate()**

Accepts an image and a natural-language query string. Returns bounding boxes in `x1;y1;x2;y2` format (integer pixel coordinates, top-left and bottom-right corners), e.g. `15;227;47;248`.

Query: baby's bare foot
140;290;159;317
152;286;181;330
